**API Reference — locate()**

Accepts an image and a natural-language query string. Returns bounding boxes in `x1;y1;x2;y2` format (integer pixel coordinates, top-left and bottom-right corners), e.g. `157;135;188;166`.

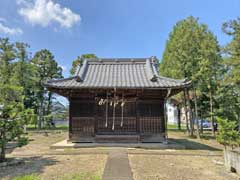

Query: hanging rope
105;92;108;127
112;103;116;130
98;98;104;105
120;94;125;127
112;90;116;130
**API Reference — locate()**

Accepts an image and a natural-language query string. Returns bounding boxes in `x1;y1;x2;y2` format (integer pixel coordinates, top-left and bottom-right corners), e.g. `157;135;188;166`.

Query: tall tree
160;16;222;136
0;38;16;84
220;18;240;130
70;54;97;75
31;49;62;128
10;42;38;111
0;38;30;162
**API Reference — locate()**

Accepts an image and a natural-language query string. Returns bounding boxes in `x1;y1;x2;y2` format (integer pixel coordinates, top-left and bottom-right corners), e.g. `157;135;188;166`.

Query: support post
164;89;171;140
183;90;190;134
69;97;72;140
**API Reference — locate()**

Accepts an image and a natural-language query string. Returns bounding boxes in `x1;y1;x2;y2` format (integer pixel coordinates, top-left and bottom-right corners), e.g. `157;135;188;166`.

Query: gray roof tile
44;58;191;89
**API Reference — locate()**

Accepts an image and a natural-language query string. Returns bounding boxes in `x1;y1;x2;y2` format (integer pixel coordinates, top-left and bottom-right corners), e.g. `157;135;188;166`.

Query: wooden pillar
69;98;72;140
94;100;98;135
136;100;140;134
164;99;168;139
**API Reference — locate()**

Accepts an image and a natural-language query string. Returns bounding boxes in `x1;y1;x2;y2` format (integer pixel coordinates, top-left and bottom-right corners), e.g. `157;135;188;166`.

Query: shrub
216;117;240;149
18;136;29;147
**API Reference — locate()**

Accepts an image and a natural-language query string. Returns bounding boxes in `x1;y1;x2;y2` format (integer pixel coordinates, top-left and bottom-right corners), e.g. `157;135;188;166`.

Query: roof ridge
84;58;149;63
76;60;88;82
85;57;149;60
145;58;158;82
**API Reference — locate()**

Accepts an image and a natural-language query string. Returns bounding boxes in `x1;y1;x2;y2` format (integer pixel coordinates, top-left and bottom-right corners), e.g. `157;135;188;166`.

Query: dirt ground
0;130;239;180
128;131;239;180
1;131;107;180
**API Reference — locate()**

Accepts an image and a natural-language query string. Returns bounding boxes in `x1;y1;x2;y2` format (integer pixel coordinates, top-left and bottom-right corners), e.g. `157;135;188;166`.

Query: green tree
0;38;31;162
31;49;62;128
11;42;39;111
70;54;97;75
0;38;16;84
0;85;27;162
216;117;240;149
222;18;240;85
160;16;222;136
220;18;240;130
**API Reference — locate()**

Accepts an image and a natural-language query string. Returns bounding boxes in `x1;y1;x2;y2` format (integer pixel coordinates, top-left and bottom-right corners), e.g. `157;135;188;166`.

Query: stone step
95;134;140;143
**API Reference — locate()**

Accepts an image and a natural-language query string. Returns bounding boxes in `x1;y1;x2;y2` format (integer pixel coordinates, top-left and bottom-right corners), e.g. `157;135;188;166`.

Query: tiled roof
44;57;191;89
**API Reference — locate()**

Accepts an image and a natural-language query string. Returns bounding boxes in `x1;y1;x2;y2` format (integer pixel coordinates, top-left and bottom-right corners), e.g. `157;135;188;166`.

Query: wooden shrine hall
44;57;190;143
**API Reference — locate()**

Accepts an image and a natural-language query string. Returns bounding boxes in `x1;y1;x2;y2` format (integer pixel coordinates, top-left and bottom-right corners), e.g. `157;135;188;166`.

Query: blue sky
0;0;239;78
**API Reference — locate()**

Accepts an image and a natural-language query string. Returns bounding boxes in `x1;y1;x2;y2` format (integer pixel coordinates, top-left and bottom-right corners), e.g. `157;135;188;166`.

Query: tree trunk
46;92;52;115
38;97;44;129
177;107;181;130
186;89;194;136
46;92;53;127
183;90;190;134
209;90;215;136
37;110;42;129
0;128;6;162
200;118;203;133
0;143;6;162
238;112;240;132
194;89;200;139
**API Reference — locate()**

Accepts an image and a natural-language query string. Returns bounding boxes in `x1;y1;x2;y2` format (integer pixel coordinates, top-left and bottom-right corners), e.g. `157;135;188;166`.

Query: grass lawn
26;124;69;131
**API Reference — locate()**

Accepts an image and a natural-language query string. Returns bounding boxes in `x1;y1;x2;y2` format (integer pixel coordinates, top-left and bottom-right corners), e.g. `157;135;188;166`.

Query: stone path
102;149;133;180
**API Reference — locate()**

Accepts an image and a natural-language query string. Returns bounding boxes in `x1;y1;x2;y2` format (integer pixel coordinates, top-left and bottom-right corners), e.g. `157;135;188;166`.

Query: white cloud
0;22;23;35
17;0;81;28
60;65;67;72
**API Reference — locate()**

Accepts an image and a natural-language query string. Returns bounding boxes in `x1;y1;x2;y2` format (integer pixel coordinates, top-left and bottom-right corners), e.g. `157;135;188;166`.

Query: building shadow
0;156;58;179
168;138;221;151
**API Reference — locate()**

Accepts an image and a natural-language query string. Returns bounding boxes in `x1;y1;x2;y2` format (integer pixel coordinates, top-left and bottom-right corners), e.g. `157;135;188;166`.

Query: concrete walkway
102;149;133;180
51;140;185;149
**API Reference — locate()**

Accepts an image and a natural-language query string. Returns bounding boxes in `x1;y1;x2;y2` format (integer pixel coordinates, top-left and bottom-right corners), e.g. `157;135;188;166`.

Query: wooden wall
68;90;166;142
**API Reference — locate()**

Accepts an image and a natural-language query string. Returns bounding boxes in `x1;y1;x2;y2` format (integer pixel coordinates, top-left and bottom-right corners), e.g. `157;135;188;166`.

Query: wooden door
96;102;137;134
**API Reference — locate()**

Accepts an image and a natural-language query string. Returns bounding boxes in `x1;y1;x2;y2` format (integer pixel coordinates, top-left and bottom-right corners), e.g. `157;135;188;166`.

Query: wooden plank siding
69;92;166;142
